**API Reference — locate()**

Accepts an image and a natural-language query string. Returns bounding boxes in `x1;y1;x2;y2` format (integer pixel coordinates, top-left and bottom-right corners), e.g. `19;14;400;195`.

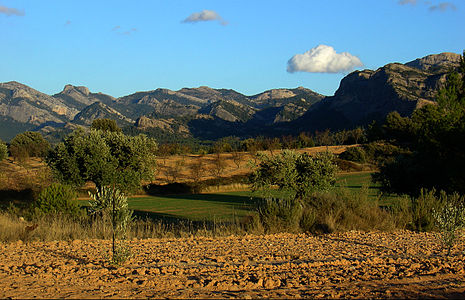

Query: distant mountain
72;102;134;126
53;84;116;111
0;51;461;142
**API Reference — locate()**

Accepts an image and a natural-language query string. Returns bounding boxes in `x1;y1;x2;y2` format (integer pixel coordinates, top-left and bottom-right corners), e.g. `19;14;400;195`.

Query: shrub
432;193;465;254
9;131;50;159
306;187;395;233
257;197;303;233
408;189;444;232
339;147;366;163
34;183;80;217
89;186;133;264
0;140;7;161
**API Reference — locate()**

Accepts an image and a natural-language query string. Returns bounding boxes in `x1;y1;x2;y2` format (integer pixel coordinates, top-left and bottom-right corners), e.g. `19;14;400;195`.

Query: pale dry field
1;231;464;299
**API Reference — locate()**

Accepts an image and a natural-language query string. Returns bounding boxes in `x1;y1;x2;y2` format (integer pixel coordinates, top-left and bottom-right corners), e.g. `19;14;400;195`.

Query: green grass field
127;171;393;223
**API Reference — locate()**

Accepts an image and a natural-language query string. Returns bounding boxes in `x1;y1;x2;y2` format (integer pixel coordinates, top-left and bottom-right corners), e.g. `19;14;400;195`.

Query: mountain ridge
0;51;461;142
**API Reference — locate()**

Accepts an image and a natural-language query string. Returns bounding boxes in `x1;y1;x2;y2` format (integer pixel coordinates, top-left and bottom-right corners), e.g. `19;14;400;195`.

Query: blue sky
1;0;464;97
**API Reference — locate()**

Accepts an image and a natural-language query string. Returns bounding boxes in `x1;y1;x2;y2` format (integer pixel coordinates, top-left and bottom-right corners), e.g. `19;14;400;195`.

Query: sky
0;0;464;98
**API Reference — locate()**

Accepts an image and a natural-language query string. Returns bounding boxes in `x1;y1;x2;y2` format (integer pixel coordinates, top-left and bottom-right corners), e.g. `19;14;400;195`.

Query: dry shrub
307;187;396;233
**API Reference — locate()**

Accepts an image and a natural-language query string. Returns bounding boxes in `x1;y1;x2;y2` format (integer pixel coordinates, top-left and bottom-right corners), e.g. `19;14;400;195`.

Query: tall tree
47;129;157;193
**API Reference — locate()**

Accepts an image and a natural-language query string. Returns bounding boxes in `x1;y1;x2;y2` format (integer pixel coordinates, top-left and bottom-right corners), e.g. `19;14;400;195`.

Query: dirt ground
1;231;464;299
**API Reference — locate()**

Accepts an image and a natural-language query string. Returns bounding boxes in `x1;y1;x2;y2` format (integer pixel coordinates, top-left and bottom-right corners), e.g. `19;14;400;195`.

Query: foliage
257;197;303;233
408;189;445;232
250;150;338;201
91;118;122;132
374;51;465;195
47;129;157;193
9;131;50;159
89;186;133;264
256;187;395;234
339;147;366;163
34;183;80;217
0;139;7;161
432;193;465;255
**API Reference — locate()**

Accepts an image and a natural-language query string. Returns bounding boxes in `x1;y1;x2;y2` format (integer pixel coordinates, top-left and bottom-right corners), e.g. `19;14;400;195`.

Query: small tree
9;131;50;160
0;140;7;162
91;118;122;132
34;183;80;217
250;150;338;201
89;186;132;264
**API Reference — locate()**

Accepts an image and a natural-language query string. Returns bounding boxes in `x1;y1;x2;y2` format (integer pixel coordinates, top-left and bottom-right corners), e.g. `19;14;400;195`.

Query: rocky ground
1;231;464;299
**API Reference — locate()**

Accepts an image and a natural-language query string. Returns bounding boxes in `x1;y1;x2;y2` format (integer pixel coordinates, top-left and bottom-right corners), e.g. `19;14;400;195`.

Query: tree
250;150;338;201
91;118;122;132
9;131;50;160
47;129;157;193
89;185;132;264
0;139;7;162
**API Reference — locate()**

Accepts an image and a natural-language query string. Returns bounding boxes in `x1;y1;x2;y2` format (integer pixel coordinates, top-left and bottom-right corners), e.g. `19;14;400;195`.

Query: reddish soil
1;231;464;298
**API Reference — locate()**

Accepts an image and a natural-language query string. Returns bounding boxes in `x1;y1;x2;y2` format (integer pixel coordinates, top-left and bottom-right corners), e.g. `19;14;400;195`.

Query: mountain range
0;52;461;142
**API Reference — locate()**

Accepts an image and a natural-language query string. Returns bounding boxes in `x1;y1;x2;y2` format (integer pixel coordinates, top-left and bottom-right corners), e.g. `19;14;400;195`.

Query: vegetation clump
9;131;50;160
47;129;157;193
34;183;80;217
0;139;7;162
89;186;133;264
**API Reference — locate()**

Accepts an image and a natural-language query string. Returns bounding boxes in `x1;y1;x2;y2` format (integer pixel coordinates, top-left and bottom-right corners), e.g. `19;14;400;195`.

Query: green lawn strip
128;192;255;222
336;171;401;206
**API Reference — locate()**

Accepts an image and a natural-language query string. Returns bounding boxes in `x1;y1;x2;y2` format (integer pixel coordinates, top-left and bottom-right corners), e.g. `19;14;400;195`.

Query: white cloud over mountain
287;45;363;74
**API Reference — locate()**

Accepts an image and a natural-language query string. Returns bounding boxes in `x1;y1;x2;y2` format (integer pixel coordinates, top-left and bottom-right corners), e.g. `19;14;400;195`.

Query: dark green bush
0;140;7;161
34;183;80;217
339;147;366;163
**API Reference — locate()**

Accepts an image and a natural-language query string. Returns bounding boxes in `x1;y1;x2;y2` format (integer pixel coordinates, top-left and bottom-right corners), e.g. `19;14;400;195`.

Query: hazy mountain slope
72;102;134;126
0;81;77;125
53;84;116;111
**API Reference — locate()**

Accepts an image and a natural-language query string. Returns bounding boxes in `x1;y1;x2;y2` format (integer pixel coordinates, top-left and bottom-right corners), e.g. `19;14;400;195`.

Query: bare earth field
1;231;464;299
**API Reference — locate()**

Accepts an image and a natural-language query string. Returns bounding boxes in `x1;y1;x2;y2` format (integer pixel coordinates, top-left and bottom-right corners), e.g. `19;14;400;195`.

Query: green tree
91;118;122;132
34;183;80;217
250;150;338;201
89;186;132;264
47;129;157;193
0;139;7;162
9;131;50;160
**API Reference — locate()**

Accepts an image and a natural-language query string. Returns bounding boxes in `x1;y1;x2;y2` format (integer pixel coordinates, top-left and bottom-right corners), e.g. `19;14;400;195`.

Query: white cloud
182;10;227;25
0;5;24;16
287;45;363;74
429;2;456;11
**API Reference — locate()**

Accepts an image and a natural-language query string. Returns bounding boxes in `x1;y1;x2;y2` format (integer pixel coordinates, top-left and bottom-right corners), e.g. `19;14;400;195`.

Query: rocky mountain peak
405;52;461;73
62;84;90;96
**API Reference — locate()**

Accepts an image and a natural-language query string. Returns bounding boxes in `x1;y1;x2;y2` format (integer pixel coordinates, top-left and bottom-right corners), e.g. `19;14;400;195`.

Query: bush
9;131;50;159
306;187;395;233
257;197;303;233
0;140;7;161
34;183;80;217
339;147;366;163
256;187;396;234
432;193;465;254
408;189;444;232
